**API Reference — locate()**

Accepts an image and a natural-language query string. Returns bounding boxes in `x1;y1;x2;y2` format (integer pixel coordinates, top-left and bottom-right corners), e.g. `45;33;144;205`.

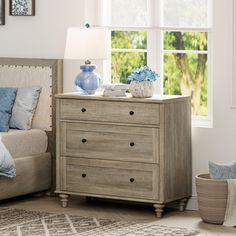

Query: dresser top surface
55;92;190;104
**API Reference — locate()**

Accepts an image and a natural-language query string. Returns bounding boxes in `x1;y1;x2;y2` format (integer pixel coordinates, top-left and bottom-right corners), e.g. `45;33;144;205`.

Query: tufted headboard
0;58;63;158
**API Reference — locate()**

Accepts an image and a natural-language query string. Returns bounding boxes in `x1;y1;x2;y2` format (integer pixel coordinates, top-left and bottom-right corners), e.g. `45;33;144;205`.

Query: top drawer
59;99;160;125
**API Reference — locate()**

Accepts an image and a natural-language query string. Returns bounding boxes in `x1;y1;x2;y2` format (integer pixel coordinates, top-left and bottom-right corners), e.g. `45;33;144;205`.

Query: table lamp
64;25;109;94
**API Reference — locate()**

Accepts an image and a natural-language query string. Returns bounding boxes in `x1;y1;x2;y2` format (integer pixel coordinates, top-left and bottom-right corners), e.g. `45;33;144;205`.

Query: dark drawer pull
82;139;87;143
129;111;134;116
81;108;86;112
82;173;86;178
130;142;135;147
130;178;135;183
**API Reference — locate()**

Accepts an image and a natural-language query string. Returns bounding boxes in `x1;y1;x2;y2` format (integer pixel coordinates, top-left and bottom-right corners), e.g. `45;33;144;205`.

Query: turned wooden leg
179;197;188;212
59;194;70;208
153;203;165;218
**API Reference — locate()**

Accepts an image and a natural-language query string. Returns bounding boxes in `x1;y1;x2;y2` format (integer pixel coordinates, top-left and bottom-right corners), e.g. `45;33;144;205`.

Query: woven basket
195;174;228;225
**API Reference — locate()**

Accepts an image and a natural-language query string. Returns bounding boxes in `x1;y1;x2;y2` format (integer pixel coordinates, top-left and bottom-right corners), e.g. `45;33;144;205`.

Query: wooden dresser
55;93;192;217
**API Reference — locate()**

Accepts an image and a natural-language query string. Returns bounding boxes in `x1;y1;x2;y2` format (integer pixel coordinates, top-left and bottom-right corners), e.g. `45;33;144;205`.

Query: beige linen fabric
1;129;47;158
0;65;52;131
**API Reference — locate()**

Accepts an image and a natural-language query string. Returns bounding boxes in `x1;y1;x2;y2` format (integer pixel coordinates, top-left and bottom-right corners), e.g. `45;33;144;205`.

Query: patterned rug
0;207;199;236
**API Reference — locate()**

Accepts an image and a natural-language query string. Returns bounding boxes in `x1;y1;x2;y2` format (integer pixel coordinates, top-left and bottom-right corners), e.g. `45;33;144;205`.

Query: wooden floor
1;195;236;236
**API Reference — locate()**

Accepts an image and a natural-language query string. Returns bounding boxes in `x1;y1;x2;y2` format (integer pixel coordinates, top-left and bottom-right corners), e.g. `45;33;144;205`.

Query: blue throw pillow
0;88;17;132
209;161;236;179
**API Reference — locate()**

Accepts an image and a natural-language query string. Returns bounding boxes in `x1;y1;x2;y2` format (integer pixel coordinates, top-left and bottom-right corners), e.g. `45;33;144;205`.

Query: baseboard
186;196;198;211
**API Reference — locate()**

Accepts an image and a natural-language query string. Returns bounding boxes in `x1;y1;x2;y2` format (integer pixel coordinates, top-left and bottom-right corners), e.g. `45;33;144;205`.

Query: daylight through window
106;0;212;124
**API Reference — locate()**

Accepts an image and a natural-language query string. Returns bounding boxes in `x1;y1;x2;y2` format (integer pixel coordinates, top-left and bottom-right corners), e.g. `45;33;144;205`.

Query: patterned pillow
0;88;17;132
10;86;41;130
209;161;236;179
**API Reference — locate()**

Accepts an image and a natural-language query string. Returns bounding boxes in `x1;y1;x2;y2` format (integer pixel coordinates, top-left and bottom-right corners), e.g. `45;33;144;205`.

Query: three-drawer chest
55;93;192;217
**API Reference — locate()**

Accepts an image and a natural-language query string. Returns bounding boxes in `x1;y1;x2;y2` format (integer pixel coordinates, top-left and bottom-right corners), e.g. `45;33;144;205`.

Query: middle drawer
60;122;159;164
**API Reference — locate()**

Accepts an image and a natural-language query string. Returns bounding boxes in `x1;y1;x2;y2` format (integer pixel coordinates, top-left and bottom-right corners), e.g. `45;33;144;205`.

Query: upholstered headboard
0;58;63;131
0;58;63;160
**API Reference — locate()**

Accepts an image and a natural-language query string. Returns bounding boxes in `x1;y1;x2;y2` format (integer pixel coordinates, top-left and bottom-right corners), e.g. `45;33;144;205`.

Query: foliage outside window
111;31;208;116
163;32;208;116
111;31;147;84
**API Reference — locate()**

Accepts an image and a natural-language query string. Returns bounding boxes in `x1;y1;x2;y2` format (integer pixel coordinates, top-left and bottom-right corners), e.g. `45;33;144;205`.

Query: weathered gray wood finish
64;157;159;200
55;94;192;217
60;122;159;163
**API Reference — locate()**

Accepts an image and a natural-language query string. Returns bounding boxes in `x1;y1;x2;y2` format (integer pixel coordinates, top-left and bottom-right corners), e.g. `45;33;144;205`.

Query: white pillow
10;86;41;130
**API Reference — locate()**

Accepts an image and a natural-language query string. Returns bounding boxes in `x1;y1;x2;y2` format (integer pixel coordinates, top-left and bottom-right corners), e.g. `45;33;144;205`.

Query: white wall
188;0;236;209
0;0;85;92
1;0;236;210
0;0;85;57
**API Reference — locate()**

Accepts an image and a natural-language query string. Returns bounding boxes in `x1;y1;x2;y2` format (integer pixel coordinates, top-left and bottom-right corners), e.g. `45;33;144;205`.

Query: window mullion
112;49;147;53
162;50;208;54
147;29;163;95
109;26;210;32
98;0;110;26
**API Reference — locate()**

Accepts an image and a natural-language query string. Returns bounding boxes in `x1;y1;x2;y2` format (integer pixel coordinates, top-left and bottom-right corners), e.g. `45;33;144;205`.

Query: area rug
0;207;199;236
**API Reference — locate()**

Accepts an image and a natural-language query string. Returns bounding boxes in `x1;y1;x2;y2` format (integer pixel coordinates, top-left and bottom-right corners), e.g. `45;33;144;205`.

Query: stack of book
103;84;130;97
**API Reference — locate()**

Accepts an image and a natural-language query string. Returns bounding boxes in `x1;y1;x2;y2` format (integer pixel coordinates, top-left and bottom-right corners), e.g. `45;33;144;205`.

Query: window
102;0;212;126
163;31;208;116
110;0;149;27
111;31;147;83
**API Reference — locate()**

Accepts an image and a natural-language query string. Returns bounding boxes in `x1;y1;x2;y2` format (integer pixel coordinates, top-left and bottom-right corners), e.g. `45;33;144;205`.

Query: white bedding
1;129;48;158
0;134;16;177
223;179;236;226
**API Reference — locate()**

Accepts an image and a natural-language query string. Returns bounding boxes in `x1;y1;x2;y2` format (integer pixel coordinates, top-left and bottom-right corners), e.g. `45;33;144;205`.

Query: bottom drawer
62;157;159;200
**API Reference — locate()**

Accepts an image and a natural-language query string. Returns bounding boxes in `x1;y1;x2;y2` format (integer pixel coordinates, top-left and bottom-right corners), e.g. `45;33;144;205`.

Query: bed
0;58;63;200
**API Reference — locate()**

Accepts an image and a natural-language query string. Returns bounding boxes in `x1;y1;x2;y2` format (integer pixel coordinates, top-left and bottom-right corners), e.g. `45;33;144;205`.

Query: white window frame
99;0;213;128
160;29;213;128
110;29;148;84
232;0;236;109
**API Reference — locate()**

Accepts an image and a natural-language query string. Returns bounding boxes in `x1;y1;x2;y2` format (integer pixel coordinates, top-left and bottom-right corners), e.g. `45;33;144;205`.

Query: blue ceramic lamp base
75;63;101;95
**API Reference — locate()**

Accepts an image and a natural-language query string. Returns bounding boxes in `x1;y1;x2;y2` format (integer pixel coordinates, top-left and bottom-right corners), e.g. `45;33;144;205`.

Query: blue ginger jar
75;64;101;95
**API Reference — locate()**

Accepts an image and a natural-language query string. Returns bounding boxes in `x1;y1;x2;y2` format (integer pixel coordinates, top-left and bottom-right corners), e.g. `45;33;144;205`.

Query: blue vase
75;64;101;94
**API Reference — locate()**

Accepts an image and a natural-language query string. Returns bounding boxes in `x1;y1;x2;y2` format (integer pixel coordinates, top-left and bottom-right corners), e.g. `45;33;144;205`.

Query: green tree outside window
111;31;208;116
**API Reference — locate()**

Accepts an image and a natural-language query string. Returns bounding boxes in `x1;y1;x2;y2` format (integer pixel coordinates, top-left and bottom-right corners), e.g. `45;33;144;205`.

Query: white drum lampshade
64;26;110;94
64;27;110;62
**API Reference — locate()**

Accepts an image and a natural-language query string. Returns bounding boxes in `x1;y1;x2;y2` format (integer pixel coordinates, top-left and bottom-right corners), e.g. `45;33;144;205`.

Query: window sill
192;116;213;128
